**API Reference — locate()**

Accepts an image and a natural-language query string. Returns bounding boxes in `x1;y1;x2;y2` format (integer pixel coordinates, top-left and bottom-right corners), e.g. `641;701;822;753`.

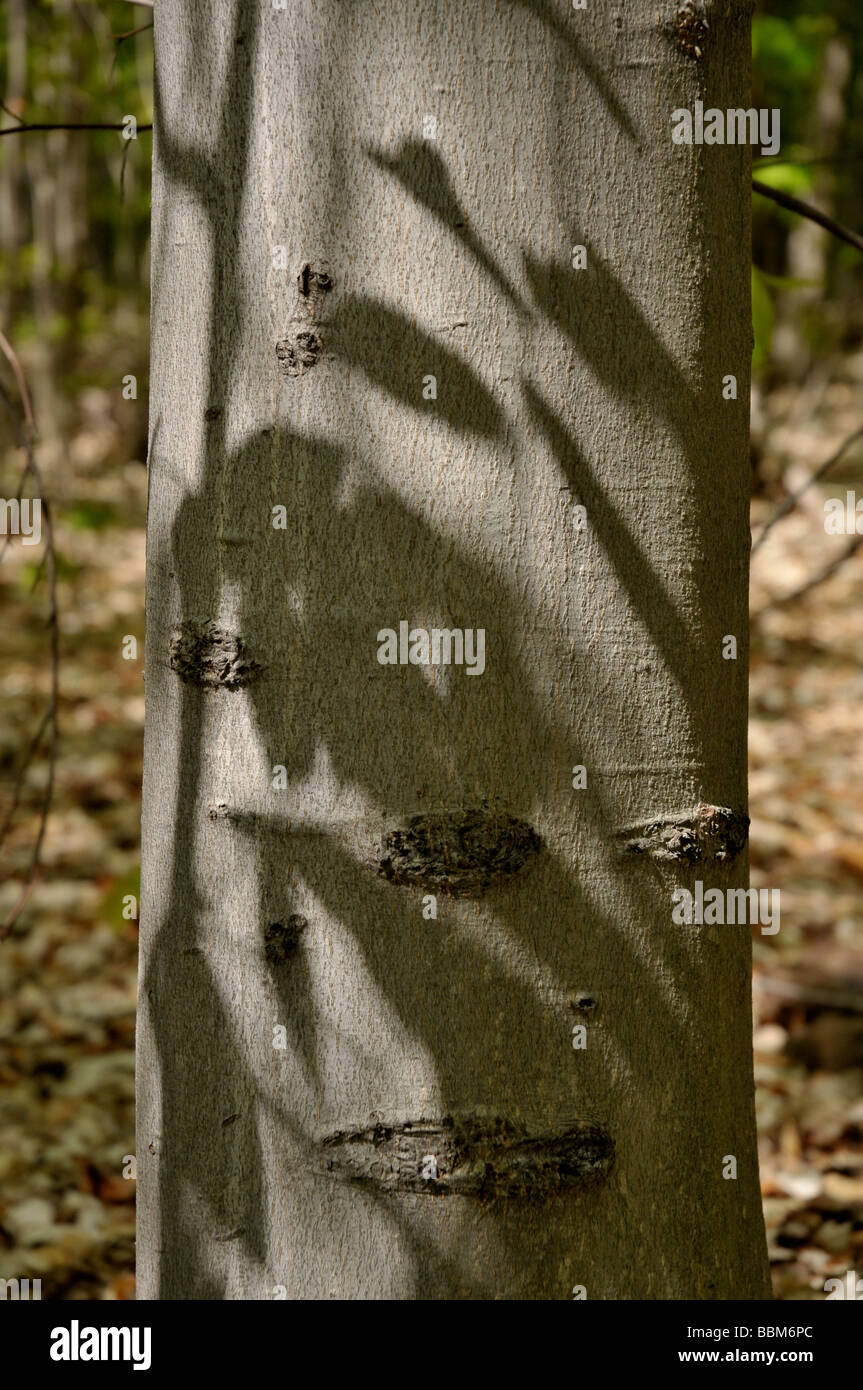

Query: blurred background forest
1;0;863;1300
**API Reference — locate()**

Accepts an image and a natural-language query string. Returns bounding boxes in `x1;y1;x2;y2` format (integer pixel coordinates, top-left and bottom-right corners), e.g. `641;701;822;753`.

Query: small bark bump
264;915;308;965
297;263;332;297
276;329;324;377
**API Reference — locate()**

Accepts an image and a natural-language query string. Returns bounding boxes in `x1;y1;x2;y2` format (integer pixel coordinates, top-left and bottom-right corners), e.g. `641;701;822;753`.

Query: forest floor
1;337;863;1299
750;354;863;1298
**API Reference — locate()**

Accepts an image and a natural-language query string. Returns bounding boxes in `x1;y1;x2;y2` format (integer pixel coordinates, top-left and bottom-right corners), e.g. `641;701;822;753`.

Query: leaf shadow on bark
141;16;754;1295
141;0;273;1298
521;248;749;774
523;249;698;452
364;141;526;312
521;379;702;726
210;416;712;1294
328;294;507;440
509;0;637;142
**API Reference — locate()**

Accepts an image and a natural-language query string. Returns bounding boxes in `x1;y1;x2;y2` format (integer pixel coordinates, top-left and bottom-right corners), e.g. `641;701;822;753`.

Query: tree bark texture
138;0;771;1299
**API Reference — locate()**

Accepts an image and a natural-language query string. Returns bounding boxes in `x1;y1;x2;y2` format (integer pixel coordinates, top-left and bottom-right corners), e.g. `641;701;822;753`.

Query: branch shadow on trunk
141;12;756;1298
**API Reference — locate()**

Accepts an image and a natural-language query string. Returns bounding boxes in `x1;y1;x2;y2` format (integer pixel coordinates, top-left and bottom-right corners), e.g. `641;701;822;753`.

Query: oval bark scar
168;622;263;689
377;803;542;895
620;803;748;864
319;1116;613;1198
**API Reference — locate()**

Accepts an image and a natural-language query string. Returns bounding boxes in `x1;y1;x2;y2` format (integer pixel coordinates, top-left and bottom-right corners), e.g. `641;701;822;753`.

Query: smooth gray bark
138;0;771;1299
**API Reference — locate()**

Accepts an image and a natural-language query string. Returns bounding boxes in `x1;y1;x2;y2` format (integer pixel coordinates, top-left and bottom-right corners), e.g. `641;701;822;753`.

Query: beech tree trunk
138;0;771;1300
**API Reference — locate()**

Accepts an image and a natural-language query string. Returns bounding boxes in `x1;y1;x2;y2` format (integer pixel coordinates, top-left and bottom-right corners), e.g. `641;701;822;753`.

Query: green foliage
752;161;814;198
751;1;863;372
62;502;118;531
753;14;828;90
757;271;824;291
0;1;153;341
17;551;80;593
99;867;140;931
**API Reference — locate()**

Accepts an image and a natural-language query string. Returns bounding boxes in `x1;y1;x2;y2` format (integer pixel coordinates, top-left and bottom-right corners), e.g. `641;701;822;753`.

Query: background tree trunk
139;0;771;1299
773;35;851;379
0;0;27;327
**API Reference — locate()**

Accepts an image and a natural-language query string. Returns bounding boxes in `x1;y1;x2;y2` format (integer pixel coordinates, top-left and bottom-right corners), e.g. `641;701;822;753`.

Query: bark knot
298;264;332;298
672;1;708;59
377;802;542;896
169;622;263;689
277;264;333;377
276;330;323;377
319;1116;613;1199
620;803;748;865
264;915;308;965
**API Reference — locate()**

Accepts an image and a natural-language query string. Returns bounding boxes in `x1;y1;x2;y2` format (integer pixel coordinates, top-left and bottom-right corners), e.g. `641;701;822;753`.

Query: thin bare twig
114;21;153;40
0;711;52;852
755;533;863;617
755;971;863;1015
0;121;152;137
751;423;863;554
752;179;863;255
0;100;24;125
754;154;863;170
119;136;133;200
110;20;154;85
0;343;59;939
0;329;36;438
1;879;39;938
